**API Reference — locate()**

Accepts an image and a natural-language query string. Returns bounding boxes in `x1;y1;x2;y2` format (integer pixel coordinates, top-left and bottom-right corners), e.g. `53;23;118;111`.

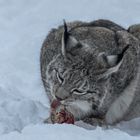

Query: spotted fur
40;19;140;125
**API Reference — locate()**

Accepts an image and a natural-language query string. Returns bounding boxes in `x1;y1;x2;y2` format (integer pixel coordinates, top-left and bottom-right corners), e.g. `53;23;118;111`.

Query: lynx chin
40;19;140;125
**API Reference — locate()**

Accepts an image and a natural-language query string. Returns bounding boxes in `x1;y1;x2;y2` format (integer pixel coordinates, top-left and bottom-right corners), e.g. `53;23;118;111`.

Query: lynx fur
40;19;140;125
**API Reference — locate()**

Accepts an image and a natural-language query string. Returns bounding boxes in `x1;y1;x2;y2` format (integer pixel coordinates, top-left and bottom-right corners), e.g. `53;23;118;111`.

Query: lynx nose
54;87;70;101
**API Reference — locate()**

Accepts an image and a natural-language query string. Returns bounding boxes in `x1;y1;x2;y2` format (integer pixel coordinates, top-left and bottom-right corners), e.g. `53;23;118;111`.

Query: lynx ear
61;20;79;57
99;45;129;77
98;45;129;68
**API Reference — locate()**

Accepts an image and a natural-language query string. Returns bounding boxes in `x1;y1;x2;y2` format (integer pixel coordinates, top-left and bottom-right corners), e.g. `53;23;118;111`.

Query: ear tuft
63;19;69;47
61;20;79;57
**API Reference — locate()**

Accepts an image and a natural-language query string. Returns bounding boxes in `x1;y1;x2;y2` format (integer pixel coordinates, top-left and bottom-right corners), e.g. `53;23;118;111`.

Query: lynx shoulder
40;19;140;125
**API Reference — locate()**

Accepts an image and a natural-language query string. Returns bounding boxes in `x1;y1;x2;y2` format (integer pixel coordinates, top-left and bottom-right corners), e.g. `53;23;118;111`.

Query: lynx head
46;21;127;118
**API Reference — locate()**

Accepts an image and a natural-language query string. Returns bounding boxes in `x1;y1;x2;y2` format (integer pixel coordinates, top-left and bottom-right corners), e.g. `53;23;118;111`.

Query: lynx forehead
41;19;140;125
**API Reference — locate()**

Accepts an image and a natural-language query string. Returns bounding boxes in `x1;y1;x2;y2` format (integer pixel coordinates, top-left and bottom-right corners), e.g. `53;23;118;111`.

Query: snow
0;0;140;139
1;125;140;140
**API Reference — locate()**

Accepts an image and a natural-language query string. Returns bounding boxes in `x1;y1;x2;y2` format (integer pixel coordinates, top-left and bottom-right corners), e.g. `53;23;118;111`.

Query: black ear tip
63;19;67;32
63;19;66;26
63;19;66;25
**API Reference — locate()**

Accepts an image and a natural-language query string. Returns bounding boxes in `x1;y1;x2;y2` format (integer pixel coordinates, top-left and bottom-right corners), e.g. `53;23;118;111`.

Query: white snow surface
0;0;140;139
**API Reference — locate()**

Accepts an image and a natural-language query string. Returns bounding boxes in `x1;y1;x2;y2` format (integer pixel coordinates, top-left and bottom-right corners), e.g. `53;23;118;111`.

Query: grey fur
40;19;140;125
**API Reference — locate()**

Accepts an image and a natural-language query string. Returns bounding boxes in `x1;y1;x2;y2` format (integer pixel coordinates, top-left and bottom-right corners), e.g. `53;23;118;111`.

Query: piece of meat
51;99;61;109
50;100;75;124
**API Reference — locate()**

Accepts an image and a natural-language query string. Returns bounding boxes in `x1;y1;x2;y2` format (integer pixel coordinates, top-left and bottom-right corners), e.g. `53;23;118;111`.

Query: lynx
40;19;140;125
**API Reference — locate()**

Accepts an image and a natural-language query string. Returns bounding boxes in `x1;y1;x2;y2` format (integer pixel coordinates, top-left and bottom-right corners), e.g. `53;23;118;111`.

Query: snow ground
0;0;140;139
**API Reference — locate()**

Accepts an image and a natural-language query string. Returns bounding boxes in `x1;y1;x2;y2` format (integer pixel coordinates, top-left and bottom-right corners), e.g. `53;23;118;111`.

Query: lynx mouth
60;99;74;105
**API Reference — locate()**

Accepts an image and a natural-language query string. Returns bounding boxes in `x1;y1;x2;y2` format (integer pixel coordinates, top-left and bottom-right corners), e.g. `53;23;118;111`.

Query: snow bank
1;124;140;140
0;0;140;139
0;86;49;134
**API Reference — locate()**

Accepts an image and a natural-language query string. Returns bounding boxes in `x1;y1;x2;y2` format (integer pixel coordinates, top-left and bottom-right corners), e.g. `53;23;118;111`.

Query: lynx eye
56;71;64;84
71;89;86;95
